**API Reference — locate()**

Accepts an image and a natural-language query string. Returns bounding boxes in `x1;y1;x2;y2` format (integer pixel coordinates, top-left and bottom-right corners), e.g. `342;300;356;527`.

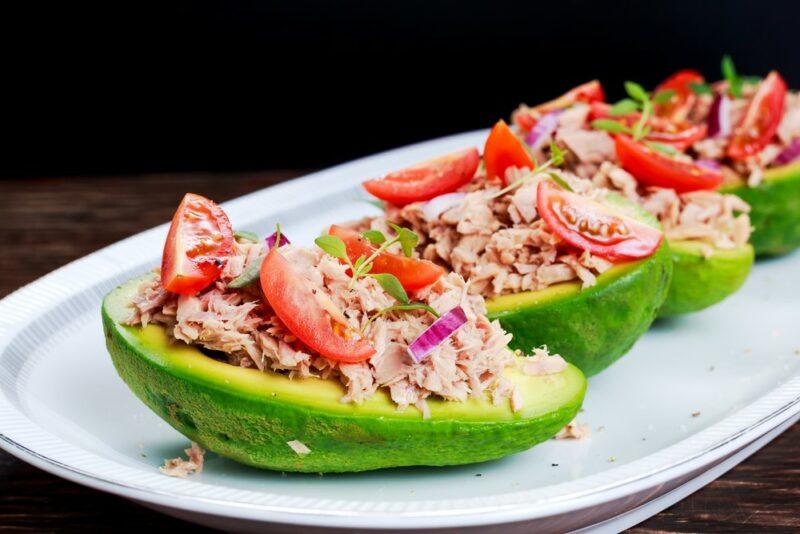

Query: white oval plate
1;130;799;533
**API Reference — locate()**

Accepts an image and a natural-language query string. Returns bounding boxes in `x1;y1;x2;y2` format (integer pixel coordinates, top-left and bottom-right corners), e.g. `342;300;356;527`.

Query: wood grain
1;173;798;532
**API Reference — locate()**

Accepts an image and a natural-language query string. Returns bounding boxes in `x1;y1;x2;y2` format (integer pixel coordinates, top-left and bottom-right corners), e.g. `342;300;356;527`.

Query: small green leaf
234;230;259;243
364;199;386;210
549;142;565;166
314;235;348;260
609;98;639;116
721;55;737;82
591;119;630;134
354;255;366;270
640;124;653;138
228;255;265;288
362;229;386;245
646;141;678;156
389;223;419;257
624;81;649;102
689;82;713;95
652;89;676;105
548;172;573;192
370;273;409;303
382;303;440;318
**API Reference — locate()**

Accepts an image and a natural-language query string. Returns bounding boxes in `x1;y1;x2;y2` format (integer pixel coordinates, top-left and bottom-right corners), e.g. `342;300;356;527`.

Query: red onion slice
407;306;467;363
525;110;561;151
707;94;732;138
775;138;800;166
266;230;291;249
421;192;466;221
695;159;722;171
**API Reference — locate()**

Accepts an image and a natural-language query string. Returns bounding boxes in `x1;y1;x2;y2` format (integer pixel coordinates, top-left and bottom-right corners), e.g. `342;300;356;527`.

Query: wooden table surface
1;172;798;532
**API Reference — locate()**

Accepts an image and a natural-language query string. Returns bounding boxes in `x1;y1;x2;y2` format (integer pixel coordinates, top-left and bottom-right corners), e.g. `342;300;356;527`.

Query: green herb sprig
490;141;567;199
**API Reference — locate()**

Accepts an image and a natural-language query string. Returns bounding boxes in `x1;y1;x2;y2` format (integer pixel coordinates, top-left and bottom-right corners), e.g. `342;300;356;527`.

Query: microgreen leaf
228;255;265;288
645;141;678;156
370;273;409;303
721;55;743;98
624;81;648;102
360;302;440;334
591;119;631;134
689;82;713;95
609;98;639;116
652;89;676;105
549;142;565;166
364;199;386;210
362;229;386;245
548;172;573;192
314;235;348;260
389;223;419;257
234;230;259;243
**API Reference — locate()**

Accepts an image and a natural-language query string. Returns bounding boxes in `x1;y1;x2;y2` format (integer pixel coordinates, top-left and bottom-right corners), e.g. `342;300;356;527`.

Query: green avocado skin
723;162;800;257
659;241;754;317
102;287;585;473
488;241;672;377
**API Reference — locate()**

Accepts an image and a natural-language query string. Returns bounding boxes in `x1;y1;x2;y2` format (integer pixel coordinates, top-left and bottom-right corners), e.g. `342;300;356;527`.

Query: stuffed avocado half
104;193;587;473
104;277;586;473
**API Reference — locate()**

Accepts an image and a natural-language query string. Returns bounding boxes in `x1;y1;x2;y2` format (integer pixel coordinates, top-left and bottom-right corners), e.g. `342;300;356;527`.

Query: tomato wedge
615;134;723;192
362;148;480;207
514;80;606;132
537;180;662;261
654;69;705;123
328;225;444;291
484;120;534;184
727;71;787;161
590;102;707;151
161;193;233;295
260;247;375;363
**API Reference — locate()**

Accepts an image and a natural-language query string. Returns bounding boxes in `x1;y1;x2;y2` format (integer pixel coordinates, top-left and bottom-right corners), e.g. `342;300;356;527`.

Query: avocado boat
722;161;800;257
104;275;586;473
485;193;671;376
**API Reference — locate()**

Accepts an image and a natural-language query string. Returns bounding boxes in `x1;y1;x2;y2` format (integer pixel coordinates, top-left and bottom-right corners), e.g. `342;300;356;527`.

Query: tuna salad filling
512;88;752;251
126;232;565;416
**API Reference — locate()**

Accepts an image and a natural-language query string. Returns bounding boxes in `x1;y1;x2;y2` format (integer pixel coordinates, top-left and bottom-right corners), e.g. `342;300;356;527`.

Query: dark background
3;0;799;178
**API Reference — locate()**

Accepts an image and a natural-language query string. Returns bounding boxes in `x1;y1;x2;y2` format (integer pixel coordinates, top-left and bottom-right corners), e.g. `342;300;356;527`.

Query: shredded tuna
592;163;752;250
520;347;568;375
287;440;311;456
127;239;521;414
160;442;205;478
555;419;590;440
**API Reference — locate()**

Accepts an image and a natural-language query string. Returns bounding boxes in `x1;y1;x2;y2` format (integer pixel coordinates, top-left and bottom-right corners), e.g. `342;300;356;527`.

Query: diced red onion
421;192;466;221
695;159;722;171
407;306;467;363
266;230;291;249
775;138;800;166
525;110;561;151
707;94;732;138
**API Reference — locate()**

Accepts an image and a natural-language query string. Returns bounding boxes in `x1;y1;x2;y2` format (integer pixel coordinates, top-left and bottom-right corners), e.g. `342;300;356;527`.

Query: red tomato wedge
161;193;233;295
514;80;606;132
328;225;444;291
362;148;480;207
260;247;375;363
654;69;705;123
727;71;787;161
590;102;707;151
615;134;723;192
484;120;534;184
537;180;662;261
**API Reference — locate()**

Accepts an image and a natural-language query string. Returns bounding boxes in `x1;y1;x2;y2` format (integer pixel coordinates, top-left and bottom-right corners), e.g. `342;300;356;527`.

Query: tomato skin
328;225;444;291
514;80;605;132
362;148;480;207
260;247;375;363
484;120;534;184
615;135;723;192
727;71;787;161
654;70;705;123
537;181;663;261
590;102;707;151
161;193;233;295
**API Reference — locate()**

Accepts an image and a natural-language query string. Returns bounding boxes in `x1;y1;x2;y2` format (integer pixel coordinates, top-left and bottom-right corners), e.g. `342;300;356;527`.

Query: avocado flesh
486;194;672;377
102;277;587;473
658;240;754;317
722;161;800;257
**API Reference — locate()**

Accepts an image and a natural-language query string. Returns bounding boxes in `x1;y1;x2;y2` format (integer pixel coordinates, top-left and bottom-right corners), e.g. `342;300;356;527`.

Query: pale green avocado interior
104;276;585;423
